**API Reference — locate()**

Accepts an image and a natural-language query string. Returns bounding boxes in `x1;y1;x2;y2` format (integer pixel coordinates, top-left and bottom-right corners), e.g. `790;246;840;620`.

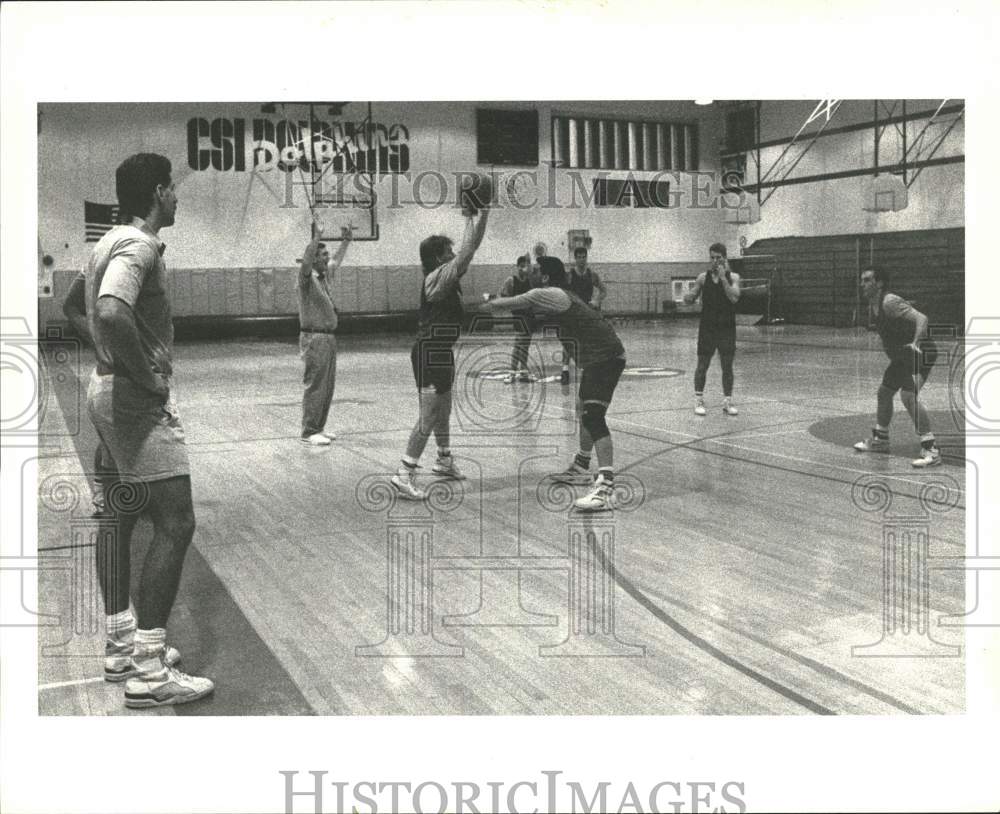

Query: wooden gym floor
36;319;967;715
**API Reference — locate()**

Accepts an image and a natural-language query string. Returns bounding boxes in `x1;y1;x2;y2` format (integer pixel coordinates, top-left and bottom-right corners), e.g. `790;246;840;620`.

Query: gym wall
728;100;964;243
38;101;725;328
37;100;964;330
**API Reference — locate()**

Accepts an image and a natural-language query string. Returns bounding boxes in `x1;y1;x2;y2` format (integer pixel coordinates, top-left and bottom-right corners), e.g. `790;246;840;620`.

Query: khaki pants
300;332;337;437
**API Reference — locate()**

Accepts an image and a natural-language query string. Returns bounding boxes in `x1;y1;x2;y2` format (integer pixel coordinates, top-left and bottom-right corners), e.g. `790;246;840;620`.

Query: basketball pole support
307;101;380;242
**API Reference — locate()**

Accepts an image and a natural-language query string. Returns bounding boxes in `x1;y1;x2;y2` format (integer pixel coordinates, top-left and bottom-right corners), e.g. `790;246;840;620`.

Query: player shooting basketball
391;196;491;500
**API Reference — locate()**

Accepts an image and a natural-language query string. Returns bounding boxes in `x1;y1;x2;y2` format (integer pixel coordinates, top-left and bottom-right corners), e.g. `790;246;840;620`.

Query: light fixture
694;99;713;106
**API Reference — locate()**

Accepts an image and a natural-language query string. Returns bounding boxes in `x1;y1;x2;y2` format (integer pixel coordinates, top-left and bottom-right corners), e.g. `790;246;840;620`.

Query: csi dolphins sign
186;116;410;174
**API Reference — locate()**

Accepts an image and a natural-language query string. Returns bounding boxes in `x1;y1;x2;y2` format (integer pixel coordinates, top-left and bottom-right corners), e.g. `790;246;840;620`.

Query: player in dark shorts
568;246;608;311
854;268;941;468
482;262;626;512
500;254;535;383
391;207;491;499
684;242;741;416
533;242;574;384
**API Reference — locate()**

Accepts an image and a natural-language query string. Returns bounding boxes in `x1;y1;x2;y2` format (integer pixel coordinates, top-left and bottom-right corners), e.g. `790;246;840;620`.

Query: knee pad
581;402;610;441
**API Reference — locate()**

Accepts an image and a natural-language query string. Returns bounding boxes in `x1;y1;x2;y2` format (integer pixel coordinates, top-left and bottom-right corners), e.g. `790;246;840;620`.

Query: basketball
459;172;494;214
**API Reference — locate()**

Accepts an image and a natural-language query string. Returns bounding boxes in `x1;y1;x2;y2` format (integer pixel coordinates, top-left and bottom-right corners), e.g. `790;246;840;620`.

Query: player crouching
481;263;626;511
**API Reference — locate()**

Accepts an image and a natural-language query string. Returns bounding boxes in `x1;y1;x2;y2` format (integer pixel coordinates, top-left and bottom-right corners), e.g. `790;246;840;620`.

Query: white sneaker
722;400;739;416
911;447;942;468
573;475;616;512
550;461;592;485
694;399;707;416
854;435;890;453
300;433;332;446
431;454;466;480
91;484;107;516
124;660;214;708
320;431;337;441
390;468;426;500
105;640;181;682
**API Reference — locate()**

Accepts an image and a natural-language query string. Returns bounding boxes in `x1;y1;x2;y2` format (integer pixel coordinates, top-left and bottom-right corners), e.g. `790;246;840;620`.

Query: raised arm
62;271;92;345
682;272;706;304
299;236;322;283
328;227;353;275
452;208;491;277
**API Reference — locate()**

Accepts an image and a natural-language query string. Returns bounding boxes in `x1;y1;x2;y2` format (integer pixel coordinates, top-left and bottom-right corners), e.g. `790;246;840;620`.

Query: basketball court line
328;389;927;713
168;361;960;510
587;539;837;715
518;401;954;714
40;337;963;715
38;676;105;692
323;397;850;713
710;425;814;441
648;589;924;714
595;410;962;500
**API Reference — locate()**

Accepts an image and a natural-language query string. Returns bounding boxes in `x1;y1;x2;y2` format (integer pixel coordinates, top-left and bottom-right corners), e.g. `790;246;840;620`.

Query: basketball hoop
862;173;908;212
722;196;761;225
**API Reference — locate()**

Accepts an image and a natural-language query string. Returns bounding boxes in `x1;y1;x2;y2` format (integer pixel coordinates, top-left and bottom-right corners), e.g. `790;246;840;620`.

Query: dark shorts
697;329;736;357
511;310;535;335
579;356;627;406
410;340;455;395
882;340;938;392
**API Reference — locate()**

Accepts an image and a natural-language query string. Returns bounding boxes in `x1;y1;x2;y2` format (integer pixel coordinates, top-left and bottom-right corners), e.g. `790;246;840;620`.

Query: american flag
84;201;122;242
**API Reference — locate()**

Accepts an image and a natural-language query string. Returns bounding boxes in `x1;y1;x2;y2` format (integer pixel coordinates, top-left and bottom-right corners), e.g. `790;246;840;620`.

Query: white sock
133;628;167;671
106;608;135;640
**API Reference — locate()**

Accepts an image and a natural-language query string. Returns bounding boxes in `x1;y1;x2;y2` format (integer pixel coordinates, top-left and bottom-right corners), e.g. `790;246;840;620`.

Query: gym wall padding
742;227;964;329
